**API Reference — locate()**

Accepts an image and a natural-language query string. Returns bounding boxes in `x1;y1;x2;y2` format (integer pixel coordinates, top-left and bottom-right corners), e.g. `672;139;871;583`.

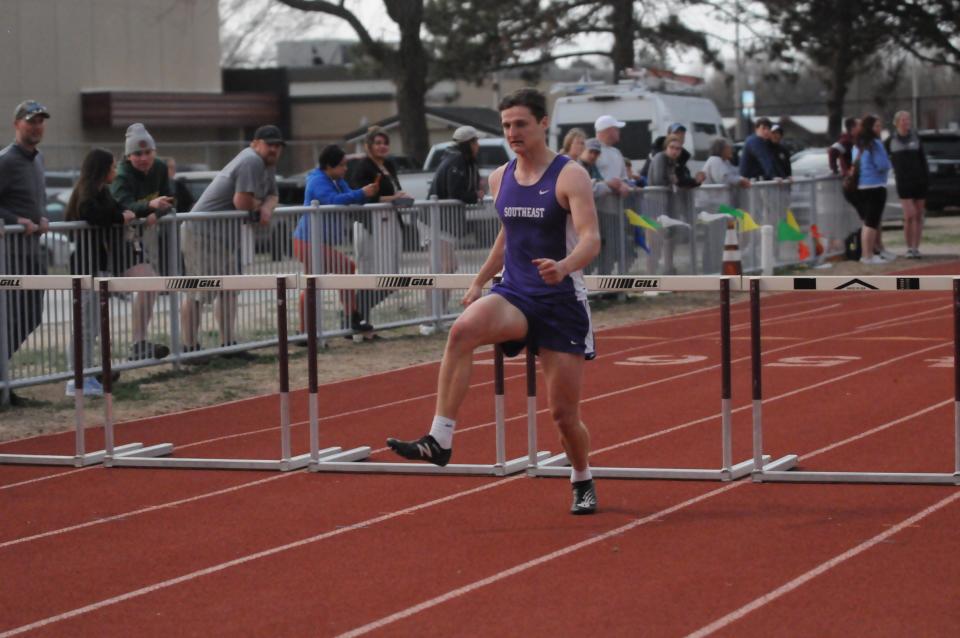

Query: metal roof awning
82;91;281;129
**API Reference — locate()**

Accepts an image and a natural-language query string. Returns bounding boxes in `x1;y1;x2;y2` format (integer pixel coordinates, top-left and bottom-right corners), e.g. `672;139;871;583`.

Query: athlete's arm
534;162;600;285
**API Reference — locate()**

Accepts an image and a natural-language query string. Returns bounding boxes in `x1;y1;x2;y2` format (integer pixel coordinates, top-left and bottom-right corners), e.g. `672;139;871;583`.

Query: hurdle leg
72;279;87;465
525;345;539;474
720;278;733;478
954;280;960;482
494;345;506;468
276;277;311;471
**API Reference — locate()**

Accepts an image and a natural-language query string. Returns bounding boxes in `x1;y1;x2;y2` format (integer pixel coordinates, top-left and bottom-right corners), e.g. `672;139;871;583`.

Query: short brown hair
498;88;547;121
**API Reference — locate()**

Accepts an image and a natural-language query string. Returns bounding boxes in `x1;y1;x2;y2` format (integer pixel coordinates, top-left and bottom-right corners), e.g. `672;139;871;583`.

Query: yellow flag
739;211;761;232
625;208;660;231
786;209;801;232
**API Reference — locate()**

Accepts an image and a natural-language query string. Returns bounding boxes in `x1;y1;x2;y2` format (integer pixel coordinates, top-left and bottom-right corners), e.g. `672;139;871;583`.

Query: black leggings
856;187;887;229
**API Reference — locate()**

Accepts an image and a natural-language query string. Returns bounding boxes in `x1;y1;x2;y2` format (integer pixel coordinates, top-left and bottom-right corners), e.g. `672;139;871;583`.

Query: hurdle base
531;453;772;481
108;443;312;471
757;467;959;485
0;442;151;468
308;446;372;471
310;451;551;476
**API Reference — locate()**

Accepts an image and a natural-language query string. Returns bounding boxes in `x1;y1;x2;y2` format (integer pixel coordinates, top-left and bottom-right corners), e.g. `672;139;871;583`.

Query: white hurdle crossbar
750;275;960;485
0;276;151;466
532;275;783;481
304;274;549;475
99;275;311;471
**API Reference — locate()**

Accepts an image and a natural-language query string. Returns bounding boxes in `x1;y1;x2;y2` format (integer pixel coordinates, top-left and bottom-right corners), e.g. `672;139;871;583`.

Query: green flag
776;219;806;241
718;204;743;219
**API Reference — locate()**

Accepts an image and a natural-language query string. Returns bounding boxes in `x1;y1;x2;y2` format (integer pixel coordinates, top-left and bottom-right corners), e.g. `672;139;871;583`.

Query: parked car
918;130;960;211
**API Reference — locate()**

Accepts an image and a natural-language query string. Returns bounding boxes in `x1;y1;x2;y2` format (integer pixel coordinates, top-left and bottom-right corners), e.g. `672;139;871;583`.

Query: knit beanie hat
125;123;156;156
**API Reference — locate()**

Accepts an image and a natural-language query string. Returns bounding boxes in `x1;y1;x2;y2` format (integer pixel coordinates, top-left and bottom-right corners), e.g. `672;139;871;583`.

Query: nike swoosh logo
539;189;550;195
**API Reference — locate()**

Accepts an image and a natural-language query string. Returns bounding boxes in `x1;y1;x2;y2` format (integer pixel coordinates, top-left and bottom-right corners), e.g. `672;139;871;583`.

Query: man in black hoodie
641;123;704;187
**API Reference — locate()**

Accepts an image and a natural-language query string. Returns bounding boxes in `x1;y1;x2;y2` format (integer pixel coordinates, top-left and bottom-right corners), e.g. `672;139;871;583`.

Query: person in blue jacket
851;114;893;264
739;117;776;181
293;145;379;336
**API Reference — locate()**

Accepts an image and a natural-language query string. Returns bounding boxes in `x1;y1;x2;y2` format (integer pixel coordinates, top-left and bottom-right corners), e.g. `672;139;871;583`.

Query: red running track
1;261;959;637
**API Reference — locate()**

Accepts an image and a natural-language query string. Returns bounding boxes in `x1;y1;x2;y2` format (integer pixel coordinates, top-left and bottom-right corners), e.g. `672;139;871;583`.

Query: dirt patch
2;249;957;442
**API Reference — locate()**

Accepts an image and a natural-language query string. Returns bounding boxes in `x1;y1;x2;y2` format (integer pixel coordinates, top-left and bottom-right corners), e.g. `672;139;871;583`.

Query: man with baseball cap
592;115;634;274
179;124;284;359
641;122;703;187
429;125;482;203
0;100;51;404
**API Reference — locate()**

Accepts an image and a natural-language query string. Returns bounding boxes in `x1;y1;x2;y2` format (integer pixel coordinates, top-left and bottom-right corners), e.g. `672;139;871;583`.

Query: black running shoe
386;434;452;467
129;341;171;361
570;479;597;515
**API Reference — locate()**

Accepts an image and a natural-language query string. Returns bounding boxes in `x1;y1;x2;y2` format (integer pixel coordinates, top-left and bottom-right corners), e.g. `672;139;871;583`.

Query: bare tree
220;0;329;68
275;0;431;163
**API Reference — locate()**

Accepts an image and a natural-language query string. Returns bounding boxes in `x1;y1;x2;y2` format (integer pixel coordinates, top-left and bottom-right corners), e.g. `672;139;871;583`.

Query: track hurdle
305;273;550;475
750;275;960;485
532;275;789;481
100;275;311;471
0;275;157;466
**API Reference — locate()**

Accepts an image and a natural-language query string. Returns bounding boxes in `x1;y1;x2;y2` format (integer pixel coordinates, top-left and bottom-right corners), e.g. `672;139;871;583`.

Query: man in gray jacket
0;100;50;405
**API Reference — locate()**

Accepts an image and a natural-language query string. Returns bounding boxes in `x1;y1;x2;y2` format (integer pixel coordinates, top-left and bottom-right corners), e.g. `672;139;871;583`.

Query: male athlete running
387;88;601;514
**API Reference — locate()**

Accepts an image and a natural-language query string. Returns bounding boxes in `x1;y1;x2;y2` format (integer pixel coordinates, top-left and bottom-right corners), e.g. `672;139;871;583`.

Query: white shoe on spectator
65;377;104;397
859;255;886;265
879;249;897;261
419;323;437;337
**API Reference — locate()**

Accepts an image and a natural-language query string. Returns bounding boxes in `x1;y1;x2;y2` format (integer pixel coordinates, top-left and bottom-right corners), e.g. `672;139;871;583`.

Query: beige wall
0;0;221;146
292;100;396;141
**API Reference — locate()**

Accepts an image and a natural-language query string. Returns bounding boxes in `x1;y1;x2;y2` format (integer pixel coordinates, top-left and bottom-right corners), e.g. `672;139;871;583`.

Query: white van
549;82;729;168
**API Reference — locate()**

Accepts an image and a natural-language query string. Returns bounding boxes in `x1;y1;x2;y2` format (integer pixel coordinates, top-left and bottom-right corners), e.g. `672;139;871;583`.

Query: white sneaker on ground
906;248;921;259
418;323;437;336
879;249;897;261
65;377;104;397
859;255;886;265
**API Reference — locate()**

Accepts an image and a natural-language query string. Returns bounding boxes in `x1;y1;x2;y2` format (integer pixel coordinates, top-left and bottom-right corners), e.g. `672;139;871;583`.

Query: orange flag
798;241;811;261
810;224;825;256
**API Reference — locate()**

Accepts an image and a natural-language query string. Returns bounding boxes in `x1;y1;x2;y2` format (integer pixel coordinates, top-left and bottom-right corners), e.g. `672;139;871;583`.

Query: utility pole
733;0;744;140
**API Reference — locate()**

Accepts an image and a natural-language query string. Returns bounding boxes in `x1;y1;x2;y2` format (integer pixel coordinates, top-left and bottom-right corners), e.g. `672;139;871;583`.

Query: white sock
571;467;593;483
428;415;456;449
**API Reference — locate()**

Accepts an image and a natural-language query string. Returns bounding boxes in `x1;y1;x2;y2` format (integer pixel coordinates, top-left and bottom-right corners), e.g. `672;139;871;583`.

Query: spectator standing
739;117;776;181
852;114;893;264
0;101;50;406
769;124;792;178
578;138;610;197
293;145;379;338
110;123;173;358
421;126;484;336
593;115;633;274
829;117;862;212
886;111;929;258
642;123;704;187
702;138;751;273
179;125;283;357
350;127;411;205
645;134;687;274
561;128;587;161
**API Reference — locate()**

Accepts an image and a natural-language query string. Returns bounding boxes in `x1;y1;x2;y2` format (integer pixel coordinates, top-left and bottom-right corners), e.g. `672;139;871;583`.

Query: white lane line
0;473;288;550
684;490;960;638
1;390;953;633
334;483;744;638
0;477;523;638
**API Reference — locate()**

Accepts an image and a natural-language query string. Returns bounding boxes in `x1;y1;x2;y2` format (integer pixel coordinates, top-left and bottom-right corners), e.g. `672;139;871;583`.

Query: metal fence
0;175;861;396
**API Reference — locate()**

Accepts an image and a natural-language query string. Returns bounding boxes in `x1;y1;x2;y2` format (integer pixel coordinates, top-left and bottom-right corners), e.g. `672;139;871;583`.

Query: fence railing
0;175;861;396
